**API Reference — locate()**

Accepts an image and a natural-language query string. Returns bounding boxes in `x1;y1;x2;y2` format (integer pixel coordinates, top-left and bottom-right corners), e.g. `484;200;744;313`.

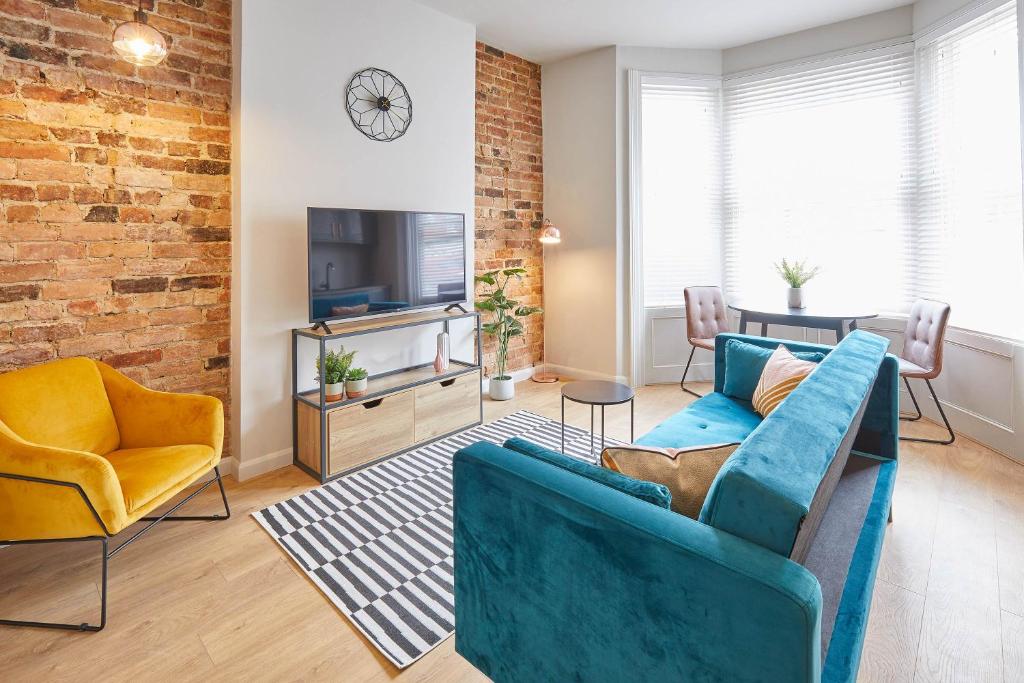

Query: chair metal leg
0;536;108;632
899;379;955;445
899;376;923;421
680;347;703;398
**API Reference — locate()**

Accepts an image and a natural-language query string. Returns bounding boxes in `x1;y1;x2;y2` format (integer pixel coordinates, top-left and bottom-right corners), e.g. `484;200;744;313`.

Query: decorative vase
346;377;367;399
489;376;514;401
788;287;805;309
434;332;450;373
324;382;344;402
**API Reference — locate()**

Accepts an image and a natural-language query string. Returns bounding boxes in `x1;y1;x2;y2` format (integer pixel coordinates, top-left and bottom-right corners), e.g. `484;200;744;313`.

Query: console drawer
414;371;480;443
328;389;414;475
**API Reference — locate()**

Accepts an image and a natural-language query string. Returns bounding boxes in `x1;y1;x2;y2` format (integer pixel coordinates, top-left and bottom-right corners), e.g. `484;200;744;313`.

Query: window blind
722;47;917;313
916;0;1023;339
415;213;465;301
639;76;722;307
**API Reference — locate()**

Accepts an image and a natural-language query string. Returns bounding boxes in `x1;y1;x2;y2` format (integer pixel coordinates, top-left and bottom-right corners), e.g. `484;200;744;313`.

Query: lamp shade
538;219;561;245
112;11;168;67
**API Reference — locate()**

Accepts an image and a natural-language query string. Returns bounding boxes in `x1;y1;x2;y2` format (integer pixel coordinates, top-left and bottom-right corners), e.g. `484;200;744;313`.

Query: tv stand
444;302;468;313
311;321;333;334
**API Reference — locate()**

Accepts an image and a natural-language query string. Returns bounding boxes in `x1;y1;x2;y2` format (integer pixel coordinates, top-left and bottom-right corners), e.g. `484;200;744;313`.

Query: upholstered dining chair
899;299;955;445
681;286;730;398
0;357;229;632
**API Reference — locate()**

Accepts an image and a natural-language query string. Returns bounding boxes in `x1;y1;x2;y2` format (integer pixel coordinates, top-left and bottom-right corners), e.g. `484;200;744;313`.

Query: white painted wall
233;0;476;479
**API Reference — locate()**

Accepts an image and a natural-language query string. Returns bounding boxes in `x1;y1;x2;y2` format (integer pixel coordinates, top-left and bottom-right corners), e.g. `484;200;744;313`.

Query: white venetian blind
722;47;917;313
916;0;1023;339
640;76;722;307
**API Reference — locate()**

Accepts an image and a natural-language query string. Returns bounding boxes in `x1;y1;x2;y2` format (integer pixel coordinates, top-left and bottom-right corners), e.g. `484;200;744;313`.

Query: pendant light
112;1;168;67
538;219;561;245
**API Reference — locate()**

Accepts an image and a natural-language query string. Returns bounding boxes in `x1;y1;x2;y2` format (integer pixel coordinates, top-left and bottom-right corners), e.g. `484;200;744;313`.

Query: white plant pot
324;382;344;402
788;287;805;309
489;376;515;401
346;377;368;399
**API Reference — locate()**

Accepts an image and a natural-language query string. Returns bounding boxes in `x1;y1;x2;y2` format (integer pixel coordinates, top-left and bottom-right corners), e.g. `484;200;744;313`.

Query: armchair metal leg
899;376;923;421
899;379;955;445
140;465;231;523
0;536;108;632
679;347;703;398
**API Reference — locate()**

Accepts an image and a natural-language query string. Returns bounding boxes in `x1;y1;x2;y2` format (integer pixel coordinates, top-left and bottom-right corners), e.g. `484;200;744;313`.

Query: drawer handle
440;378;456;388
362;398;384;409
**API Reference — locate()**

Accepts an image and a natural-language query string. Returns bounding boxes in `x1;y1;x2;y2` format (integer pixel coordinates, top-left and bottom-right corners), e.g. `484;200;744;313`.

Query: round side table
561;380;635;458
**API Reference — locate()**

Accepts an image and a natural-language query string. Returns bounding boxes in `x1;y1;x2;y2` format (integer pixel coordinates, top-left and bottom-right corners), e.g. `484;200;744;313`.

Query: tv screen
308;208;467;323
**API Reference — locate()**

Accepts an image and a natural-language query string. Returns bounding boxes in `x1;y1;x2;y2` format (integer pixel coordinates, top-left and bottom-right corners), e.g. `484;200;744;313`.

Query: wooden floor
1;380;1023;682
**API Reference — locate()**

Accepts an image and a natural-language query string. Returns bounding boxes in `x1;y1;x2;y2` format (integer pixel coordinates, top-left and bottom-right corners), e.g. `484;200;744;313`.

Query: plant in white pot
475;268;542;401
346;367;368;399
775;258;820;309
315;347;355;402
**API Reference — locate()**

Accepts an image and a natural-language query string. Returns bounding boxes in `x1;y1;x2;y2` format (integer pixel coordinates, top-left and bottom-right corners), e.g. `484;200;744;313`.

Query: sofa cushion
635;391;762;449
104;444;215;514
723;339;826;402
502;437;672;509
0;357;120;455
602;442;740;519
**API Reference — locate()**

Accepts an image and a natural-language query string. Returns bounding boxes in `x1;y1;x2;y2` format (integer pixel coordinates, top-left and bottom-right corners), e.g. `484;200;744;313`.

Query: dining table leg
849;319;858;331
739;311;749;334
760;321;768;337
834;321;846;342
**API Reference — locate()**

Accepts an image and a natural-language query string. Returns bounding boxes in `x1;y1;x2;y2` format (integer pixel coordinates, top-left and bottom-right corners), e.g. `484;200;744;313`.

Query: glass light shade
112;18;167;67
538;219;561;244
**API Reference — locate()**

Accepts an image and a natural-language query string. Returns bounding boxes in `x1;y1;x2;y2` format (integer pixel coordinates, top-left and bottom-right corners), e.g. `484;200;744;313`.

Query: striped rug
252;410;622;669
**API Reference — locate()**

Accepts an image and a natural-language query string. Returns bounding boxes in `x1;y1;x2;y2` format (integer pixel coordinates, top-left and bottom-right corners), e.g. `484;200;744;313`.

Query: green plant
315;347;356;385
347;367;368;381
775;258;820;288
475;268;542;381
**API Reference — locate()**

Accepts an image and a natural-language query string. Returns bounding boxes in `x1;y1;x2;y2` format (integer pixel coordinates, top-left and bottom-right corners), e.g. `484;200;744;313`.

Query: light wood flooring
1;380;1023;682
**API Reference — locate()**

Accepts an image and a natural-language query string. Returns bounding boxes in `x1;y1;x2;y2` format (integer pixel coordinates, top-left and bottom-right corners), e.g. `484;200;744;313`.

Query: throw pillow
722;339;826;401
751;345;818;417
502;437;673;509
601;442;740;519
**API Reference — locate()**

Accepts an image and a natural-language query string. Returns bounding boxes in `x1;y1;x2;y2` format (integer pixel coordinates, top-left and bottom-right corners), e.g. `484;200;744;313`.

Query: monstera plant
475;268;542;401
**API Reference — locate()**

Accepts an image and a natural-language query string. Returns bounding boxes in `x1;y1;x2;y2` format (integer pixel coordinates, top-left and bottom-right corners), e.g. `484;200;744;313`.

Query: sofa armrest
0;422;127;539
453;442;823;683
97;362;224;461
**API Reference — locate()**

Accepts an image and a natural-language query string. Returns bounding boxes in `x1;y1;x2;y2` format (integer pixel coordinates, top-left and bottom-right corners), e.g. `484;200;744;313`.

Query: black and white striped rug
252;410;622;669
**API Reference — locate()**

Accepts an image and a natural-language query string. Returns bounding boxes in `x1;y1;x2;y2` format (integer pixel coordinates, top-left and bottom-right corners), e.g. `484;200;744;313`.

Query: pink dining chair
899;299;954;445
681;286;730;398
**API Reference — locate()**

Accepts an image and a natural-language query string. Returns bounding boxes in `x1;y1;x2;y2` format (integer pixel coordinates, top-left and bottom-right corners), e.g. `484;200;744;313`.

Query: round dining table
728;300;878;341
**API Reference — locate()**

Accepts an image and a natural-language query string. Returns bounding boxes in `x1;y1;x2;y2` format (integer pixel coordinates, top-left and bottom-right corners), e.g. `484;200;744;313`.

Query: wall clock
345;67;413;142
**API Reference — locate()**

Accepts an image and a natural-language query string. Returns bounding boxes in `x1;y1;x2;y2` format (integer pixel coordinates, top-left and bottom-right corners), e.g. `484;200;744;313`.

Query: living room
1;0;1022;680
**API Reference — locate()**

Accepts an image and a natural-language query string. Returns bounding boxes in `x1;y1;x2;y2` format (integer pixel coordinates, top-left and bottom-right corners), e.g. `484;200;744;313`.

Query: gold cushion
602;442;740;519
0;357;120;455
752;345;817;417
105;445;215;514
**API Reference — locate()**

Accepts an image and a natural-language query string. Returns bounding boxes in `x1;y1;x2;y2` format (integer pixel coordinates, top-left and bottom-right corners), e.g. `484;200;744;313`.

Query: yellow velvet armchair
0;357;229;632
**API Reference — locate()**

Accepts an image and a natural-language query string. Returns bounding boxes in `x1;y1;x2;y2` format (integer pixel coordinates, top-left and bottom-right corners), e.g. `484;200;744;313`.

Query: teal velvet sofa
453;331;899;683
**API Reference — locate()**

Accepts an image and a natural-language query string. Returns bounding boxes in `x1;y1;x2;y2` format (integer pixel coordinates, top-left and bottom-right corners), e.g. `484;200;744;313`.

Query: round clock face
345;68;412;142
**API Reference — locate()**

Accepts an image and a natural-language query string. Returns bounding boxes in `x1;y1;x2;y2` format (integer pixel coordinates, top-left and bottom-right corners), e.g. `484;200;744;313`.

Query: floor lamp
532;219;561;384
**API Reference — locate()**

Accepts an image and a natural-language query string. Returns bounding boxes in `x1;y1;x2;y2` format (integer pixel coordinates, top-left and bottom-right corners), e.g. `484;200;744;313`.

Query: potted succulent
475;268;542;401
315;347;355;402
346;367;369;399
775;258;820;309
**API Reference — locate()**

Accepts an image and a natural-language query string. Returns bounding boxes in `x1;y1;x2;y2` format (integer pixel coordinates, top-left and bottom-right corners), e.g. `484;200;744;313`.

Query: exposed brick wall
0;1;231;443
474;41;543;376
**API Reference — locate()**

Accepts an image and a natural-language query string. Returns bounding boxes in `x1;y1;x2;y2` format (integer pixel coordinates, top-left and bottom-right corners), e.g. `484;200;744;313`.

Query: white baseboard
237;446;293;482
481;365;534;393
218;455;239;480
899;387;1018;460
539;363;629;385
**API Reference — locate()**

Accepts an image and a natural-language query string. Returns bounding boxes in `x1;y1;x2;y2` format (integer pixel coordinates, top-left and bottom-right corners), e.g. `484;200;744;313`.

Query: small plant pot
489;376;514;401
787;287;805;309
324;382;344;402
346;377;368;399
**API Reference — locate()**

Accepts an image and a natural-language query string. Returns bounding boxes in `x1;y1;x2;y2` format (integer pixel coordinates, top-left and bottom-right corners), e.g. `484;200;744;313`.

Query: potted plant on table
315;347;355;402
346;367;369;399
775;258;820;309
475;268;542;401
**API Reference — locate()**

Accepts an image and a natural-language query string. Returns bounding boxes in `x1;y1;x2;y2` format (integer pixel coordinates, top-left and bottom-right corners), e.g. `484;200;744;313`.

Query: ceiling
413;0;912;63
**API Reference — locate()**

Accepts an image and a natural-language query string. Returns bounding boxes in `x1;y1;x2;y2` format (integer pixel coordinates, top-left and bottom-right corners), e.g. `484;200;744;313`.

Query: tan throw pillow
752;345;818;417
601;442;740;519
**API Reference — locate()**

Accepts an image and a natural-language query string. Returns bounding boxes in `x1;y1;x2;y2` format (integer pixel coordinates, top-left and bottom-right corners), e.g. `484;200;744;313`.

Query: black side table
561;380;635;458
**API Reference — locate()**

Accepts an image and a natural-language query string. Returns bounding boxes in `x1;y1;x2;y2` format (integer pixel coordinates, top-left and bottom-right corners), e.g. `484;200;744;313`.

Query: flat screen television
307;207;467;324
